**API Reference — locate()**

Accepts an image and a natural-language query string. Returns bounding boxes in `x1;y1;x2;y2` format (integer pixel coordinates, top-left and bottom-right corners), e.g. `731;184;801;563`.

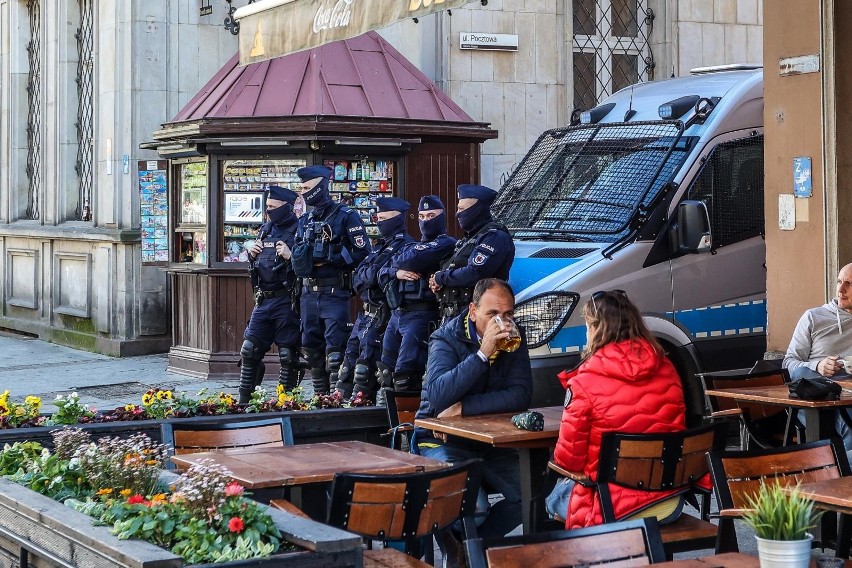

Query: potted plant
742;482;822;568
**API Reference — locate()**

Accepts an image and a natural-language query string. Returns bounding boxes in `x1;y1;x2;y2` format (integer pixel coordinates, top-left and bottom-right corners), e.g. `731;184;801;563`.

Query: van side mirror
675;200;711;253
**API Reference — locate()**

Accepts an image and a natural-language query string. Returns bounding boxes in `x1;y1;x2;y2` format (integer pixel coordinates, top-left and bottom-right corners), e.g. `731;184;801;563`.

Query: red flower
228;517;245;533
127;494;146;504
224;482;244;497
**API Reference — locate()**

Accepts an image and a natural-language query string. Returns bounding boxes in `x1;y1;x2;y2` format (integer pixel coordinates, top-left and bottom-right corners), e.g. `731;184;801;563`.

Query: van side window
687;135;764;249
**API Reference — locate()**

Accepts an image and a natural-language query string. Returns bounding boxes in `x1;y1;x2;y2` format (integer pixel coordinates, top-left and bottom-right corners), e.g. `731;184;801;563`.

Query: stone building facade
0;0;762;355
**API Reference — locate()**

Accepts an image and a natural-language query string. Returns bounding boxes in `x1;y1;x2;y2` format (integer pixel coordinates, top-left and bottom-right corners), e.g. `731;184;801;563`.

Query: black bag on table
788;377;842;401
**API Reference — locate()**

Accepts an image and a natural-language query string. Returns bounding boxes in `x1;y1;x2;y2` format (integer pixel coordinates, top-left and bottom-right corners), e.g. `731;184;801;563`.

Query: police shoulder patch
348;226;361;233
472;252;488;266
479;243;496;253
564;386;573;408
354;236;366;248
414;244;429;250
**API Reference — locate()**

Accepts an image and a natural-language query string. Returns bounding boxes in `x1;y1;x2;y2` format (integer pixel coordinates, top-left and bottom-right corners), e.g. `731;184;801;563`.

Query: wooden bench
363;548;432;568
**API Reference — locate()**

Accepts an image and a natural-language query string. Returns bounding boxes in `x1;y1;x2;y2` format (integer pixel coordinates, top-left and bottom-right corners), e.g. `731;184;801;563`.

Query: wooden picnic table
705;380;852;442
415;406;563;534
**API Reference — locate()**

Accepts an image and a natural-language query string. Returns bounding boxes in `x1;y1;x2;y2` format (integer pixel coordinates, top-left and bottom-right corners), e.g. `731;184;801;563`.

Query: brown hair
581;290;662;360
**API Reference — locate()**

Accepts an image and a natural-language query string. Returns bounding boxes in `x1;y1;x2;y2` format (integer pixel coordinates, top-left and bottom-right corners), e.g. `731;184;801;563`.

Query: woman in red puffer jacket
546;290;688;529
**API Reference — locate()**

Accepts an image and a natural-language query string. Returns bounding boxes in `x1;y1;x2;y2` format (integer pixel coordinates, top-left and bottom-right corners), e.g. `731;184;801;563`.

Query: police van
501;65;765;424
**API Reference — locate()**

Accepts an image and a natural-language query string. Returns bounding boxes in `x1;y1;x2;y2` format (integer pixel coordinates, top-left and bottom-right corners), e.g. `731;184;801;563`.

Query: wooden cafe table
705;380;852;443
415;406;563;535
783;476;852;557
170;440;448;518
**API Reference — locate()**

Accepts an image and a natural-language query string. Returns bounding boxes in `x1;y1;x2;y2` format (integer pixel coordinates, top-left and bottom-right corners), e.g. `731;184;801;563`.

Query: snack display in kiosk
325;159;396;237
221;158;306;262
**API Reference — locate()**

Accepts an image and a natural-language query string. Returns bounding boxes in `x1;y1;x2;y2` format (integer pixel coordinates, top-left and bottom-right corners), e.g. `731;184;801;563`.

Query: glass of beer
494;316;522;353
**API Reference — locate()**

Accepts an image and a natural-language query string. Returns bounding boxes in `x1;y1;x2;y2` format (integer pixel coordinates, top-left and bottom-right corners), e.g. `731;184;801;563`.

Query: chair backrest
596;423;727;522
385;389;421;449
465;518;666;568
700;368;791;420
385;389;421;429
160;417;294;457
708;438;851;511
326;458;483;549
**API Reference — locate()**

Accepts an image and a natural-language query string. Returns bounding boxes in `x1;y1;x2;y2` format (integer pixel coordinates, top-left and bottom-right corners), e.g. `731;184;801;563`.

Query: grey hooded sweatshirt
783;298;852;373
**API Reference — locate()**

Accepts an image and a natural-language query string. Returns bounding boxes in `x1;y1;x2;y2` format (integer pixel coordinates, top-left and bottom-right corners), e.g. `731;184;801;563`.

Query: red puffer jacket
553;338;687;529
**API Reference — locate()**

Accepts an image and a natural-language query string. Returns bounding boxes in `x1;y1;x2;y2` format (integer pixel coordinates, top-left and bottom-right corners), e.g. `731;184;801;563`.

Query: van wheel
660;340;705;427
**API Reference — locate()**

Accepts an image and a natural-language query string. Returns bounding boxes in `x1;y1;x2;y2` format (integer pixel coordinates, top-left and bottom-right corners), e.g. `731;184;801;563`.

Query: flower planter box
0;407;389;448
0;476;362;568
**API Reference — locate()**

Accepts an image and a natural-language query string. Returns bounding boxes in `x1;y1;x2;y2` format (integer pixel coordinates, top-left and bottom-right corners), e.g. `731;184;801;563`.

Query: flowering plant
0;390;45;428
0;428;285;563
0;383;372;430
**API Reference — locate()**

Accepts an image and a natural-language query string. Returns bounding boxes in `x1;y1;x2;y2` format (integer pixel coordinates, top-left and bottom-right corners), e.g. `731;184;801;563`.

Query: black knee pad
240;338;265;361
325;349;344;372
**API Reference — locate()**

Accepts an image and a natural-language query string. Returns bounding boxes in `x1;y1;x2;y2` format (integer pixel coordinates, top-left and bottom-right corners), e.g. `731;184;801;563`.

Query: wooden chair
700;368;803;449
384;389;421;451
160;417;294;464
273;458;483;562
707;437;852;554
591;422;726;559
464;518;666;568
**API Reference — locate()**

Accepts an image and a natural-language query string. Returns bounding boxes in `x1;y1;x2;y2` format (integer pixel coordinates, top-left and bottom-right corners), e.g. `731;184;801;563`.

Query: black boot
393;372;421;393
350;362;376;402
239;338;265;404
334;359;354;399
277;347;300;392
375;361;393;406
326;347;344;396
303;347;329;395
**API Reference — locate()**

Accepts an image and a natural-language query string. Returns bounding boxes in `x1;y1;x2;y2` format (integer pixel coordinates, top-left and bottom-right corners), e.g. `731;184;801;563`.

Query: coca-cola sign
313;0;354;34
236;0;475;65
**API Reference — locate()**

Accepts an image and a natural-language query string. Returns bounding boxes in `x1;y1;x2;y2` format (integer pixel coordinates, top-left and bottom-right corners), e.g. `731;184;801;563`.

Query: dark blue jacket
353;232;415;304
433;219;514;288
254;217;297;291
380;234;457;304
415;309;532;423
293;203;370;279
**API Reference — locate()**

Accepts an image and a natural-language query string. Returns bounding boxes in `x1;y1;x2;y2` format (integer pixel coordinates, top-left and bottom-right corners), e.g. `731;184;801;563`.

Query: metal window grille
75;0;94;221
25;0;42;220
573;0;655;110
687;136;765;249
492;121;690;244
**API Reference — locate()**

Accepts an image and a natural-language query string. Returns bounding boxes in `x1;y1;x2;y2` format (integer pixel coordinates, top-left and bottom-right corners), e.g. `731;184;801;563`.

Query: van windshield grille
494;121;694;243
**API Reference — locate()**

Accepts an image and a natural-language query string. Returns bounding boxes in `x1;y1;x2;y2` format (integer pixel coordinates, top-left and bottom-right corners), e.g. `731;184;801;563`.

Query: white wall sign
459;32;518;51
778;194;796;230
779;54;820;77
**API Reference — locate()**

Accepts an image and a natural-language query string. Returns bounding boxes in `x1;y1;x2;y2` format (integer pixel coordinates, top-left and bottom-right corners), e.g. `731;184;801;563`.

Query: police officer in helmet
429;184;515;323
239;185;301;404
378;195;456;394
335;197;415;402
292;165;370;395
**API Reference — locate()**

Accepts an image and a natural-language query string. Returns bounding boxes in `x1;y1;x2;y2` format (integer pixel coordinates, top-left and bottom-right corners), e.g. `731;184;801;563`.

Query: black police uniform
239;208;300;404
292;169;370;395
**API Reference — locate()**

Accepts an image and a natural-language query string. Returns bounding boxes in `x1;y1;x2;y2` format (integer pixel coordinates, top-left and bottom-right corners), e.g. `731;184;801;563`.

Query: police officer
334;197;416;402
378;196;456;393
239;185;301;404
292;165;370;395
429;184;515;322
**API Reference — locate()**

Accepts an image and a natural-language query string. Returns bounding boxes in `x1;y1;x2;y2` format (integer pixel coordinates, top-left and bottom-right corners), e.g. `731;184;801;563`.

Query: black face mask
419;212;446;241
377;214;405;238
267;203;294;225
457;201;492;233
302;178;331;207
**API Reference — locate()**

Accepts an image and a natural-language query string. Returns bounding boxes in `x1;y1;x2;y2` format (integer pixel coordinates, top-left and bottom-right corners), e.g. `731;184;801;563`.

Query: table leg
803;408;838;548
290;483;329;521
518;447;550;534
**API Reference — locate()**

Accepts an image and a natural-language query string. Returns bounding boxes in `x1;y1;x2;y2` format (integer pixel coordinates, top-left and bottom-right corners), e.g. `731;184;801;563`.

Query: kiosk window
687;135;764;249
176;161;208;264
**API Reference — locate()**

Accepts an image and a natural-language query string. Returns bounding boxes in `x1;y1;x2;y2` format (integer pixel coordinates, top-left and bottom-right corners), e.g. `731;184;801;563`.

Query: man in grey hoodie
784;263;852;449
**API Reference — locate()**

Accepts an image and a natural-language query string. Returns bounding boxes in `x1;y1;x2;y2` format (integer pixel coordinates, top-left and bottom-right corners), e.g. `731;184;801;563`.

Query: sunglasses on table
591;289;627;315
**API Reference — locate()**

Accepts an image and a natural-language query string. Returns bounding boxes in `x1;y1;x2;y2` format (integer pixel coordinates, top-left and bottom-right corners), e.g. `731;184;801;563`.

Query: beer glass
494;315;521;353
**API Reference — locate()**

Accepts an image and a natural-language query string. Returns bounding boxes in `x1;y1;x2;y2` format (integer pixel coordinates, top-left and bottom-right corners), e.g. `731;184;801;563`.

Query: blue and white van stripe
546;299;767;353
